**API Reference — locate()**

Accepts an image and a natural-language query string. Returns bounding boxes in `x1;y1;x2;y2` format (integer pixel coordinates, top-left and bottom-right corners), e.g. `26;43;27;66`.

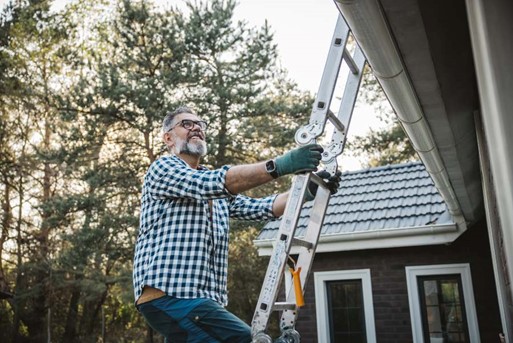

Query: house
254;0;513;341
255;162;501;342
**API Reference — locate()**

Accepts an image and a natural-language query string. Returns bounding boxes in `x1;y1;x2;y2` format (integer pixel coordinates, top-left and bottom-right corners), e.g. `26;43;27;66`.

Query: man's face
164;113;207;157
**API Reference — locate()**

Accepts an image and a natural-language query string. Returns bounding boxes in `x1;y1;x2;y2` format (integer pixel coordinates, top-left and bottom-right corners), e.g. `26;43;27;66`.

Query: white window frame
314;269;376;343
405;263;481;343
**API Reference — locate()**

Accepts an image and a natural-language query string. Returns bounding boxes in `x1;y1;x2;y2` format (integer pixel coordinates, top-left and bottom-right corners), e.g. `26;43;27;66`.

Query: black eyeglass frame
168;119;208;132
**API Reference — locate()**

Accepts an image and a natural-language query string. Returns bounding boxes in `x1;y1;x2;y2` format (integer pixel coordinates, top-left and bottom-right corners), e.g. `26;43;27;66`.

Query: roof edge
341;161;422;176
254;219;467;256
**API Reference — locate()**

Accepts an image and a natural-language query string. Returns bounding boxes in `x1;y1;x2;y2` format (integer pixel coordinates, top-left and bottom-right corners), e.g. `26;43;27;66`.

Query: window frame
314;269;376;343
405;264;481;343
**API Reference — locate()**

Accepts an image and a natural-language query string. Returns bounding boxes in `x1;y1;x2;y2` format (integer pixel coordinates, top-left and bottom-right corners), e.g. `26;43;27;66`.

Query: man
133;107;340;342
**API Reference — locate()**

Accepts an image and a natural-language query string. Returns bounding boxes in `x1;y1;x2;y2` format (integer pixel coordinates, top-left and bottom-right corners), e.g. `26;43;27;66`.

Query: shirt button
194;316;200;321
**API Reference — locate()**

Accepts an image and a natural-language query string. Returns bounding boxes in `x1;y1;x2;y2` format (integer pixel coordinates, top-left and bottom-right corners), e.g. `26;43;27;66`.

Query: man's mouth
188;134;203;141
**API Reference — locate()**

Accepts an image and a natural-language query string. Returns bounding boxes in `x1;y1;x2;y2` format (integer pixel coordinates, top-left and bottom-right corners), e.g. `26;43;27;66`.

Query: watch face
266;160;276;172
266;160;278;178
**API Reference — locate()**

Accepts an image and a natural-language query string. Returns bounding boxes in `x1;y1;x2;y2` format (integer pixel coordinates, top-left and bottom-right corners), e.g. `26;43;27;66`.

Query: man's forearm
225;163;289;217
224;144;324;195
272;191;289;217
225;162;274;195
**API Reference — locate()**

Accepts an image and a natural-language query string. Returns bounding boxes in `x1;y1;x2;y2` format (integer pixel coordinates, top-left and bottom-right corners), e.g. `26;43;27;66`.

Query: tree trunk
144;127;156;163
62;278;81;343
11;174;25;343
30;114;54;342
0;176;12;293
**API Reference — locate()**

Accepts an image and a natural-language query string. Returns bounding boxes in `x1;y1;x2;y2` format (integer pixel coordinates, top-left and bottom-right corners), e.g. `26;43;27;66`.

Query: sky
231;0;382;170
1;0;384;170
233;0;338;93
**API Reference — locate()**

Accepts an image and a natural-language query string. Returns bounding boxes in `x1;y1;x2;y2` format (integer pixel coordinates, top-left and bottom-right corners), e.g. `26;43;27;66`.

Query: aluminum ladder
251;14;366;343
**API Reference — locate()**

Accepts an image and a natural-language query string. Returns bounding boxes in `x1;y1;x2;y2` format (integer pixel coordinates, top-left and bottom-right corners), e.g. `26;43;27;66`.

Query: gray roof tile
256;161;453;241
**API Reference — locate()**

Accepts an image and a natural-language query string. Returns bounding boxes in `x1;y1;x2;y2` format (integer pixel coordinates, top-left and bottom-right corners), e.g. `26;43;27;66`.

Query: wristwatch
265;159;279;179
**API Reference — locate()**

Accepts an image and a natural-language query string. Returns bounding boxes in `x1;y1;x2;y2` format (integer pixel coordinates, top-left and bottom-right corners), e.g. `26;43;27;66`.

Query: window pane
424;280;439;306
441;281;460;303
426;307;442;332
418;275;469;343
327;280;366;343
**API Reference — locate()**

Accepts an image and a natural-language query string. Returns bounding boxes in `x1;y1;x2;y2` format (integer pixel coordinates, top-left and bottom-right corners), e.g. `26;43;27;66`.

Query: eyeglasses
169;119;208;132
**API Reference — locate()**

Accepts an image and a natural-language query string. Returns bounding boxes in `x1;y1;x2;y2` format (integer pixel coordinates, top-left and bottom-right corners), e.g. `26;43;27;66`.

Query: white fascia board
254;220;465;256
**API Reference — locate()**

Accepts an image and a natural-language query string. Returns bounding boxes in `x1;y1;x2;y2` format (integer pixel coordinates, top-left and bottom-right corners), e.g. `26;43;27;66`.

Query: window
406;264;480;343
418;275;469;342
327;279;367;342
315;270;376;343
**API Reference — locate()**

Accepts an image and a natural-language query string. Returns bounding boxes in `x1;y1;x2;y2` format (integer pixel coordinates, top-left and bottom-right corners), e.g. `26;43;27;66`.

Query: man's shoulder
151;155;186;169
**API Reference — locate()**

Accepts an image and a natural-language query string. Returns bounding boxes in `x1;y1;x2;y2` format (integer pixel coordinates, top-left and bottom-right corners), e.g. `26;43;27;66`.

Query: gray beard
173;135;207;157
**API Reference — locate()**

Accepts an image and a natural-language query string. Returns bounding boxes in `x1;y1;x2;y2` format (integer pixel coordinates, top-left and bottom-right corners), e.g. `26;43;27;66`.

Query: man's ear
163;132;174;148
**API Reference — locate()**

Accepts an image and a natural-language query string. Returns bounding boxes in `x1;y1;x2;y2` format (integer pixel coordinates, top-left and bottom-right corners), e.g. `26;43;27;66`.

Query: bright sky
234;0;338;93
1;0;384;169
231;0;382;170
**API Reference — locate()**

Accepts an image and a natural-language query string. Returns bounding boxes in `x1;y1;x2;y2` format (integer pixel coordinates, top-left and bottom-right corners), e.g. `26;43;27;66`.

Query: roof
255;162;459;254
343;0;483;223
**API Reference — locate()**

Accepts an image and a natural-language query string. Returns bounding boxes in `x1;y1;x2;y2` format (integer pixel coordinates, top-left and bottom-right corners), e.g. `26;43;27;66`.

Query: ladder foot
276;329;300;343
252;332;273;343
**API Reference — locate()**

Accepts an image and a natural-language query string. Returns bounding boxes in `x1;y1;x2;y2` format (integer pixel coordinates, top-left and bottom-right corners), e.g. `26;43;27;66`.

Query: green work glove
275;144;324;177
305;170;342;201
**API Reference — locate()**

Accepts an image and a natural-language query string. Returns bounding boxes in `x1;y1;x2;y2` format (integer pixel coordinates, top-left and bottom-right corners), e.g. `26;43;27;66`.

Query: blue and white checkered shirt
133;155;277;306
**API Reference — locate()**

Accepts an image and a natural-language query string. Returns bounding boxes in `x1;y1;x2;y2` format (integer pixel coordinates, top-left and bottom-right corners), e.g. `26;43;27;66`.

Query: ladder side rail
252;13;368;343
338;46;367;125
280;185;332;331
251;174;311;335
322;46;367;175
295;15;351;145
279;45;367;332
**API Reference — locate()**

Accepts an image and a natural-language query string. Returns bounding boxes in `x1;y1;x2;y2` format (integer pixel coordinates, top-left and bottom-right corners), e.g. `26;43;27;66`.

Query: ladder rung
343;47;359;74
273;302;297;311
327;110;345;132
252;13;367;340
291;237;313;249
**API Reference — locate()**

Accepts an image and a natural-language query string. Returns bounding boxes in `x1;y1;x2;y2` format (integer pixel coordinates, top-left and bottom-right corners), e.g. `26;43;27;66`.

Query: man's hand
305;170;342;201
275;144;324;177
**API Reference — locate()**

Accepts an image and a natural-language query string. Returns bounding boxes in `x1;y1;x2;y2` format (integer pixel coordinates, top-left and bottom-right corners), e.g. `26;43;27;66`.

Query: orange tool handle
290;267;305;307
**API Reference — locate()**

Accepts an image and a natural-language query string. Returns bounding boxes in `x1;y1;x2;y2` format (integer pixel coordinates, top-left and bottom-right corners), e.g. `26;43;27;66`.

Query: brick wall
293;220;502;342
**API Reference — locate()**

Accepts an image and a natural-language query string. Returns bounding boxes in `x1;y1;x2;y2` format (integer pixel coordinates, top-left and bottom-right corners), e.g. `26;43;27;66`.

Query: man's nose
190;123;202;131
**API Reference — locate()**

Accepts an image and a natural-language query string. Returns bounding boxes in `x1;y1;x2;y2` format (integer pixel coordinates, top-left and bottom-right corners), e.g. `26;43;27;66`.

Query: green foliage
348;65;417;167
176;0;311;167
0;0;312;341
227;225;281;338
227;226;267;322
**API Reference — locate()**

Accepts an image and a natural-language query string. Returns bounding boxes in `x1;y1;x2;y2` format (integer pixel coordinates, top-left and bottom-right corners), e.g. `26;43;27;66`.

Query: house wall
467;0;513;339
295;220;502;343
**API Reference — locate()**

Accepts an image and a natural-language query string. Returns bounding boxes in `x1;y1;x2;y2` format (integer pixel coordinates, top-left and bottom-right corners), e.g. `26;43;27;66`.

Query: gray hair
162;106;196;134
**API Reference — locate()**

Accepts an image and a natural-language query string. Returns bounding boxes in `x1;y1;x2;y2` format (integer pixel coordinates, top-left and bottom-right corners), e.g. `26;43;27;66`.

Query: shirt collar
169;154;208;171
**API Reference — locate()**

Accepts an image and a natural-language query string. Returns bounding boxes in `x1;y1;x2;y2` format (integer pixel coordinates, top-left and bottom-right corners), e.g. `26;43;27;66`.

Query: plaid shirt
133;155;277;306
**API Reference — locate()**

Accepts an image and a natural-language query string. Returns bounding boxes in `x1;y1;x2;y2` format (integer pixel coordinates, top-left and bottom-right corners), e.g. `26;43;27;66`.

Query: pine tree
176;0;312;169
0;0;315;340
348;66;417;167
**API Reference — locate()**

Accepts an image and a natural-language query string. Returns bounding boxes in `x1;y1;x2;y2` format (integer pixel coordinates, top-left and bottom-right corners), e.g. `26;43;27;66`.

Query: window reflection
418;275;469;343
327;280;366;343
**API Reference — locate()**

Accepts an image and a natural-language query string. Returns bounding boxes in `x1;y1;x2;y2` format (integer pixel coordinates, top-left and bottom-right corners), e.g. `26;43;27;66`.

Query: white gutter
333;0;463;219
255;221;465;256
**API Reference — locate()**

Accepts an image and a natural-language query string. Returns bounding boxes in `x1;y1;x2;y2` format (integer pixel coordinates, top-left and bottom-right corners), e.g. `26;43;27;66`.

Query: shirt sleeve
145;157;233;200
228;194;278;220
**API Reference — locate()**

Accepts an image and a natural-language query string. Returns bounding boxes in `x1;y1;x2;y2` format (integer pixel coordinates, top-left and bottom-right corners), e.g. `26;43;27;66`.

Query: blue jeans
137;296;252;343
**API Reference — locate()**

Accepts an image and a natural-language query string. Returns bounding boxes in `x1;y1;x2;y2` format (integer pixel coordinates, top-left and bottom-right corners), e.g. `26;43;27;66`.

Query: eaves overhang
333;0;483;224
254;220;465;256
